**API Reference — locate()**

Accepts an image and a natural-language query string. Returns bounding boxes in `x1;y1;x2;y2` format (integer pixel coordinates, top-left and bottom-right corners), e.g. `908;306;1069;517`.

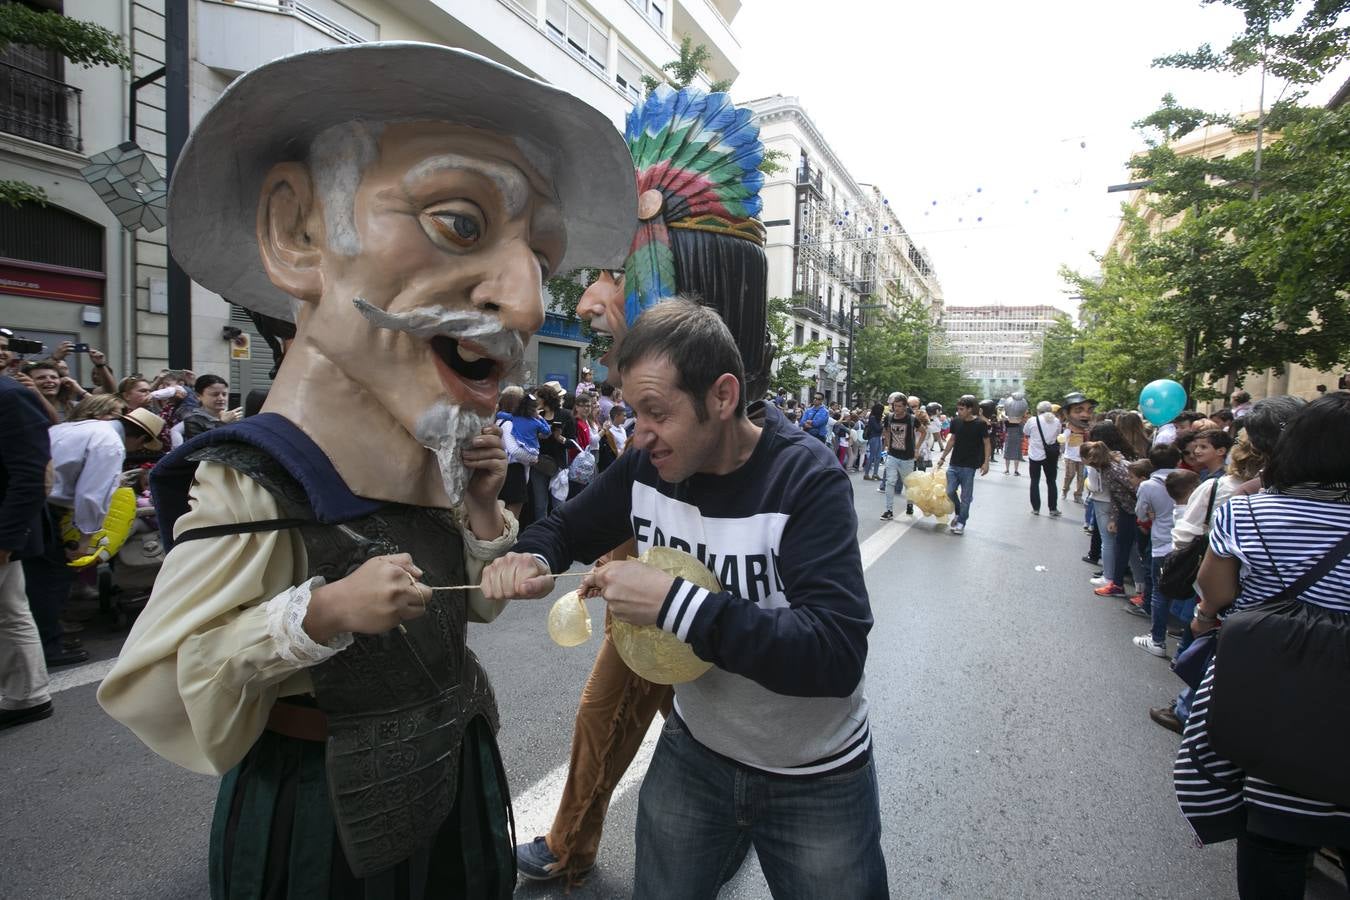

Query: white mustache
351;297;525;369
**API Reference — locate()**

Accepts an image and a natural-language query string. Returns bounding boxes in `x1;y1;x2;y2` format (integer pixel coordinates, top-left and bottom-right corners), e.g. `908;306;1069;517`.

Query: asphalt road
3;465;1346;899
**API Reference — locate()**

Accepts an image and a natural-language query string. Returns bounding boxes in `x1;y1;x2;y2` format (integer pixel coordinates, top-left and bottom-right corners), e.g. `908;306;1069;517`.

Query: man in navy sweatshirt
481;300;887;899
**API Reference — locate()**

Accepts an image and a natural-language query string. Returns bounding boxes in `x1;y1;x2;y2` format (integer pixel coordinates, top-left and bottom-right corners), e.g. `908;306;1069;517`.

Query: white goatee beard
414;402;488;507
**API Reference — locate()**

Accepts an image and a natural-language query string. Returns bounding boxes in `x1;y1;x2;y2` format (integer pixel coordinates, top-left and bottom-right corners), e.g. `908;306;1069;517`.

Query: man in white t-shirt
1025;401;1063;516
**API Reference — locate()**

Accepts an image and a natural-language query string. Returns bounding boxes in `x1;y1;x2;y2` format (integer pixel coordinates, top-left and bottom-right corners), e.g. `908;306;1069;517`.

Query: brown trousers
1061;458;1085;499
545;609;672;881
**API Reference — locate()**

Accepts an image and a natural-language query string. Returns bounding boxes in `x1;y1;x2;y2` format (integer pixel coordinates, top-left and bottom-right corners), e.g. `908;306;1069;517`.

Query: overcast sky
728;0;1349;315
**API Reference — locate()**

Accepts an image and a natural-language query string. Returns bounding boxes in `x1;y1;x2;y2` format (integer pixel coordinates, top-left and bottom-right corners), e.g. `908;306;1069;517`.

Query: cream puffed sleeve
98;462;323;775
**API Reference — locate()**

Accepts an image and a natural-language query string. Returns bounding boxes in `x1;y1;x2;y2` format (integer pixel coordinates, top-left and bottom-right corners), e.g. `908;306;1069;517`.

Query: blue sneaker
516;837;565;881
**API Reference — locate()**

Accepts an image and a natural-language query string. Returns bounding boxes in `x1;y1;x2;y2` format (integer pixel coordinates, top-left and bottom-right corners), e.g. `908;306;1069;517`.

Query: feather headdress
623;85;766;325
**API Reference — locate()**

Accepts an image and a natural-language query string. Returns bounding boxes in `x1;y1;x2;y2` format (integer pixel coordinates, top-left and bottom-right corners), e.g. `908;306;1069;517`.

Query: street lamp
844;301;887;405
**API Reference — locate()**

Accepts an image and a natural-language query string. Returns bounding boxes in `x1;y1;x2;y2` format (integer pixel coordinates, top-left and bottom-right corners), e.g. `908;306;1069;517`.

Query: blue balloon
1139;379;1187;426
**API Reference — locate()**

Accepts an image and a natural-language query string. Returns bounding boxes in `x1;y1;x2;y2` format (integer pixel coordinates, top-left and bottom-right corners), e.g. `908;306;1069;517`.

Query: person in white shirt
1025;401;1063;516
24;407;163;666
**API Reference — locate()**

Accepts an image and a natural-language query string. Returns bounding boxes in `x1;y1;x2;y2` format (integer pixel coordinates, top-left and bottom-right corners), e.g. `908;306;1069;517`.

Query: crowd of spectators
0;328;240;728
1045;388;1350;895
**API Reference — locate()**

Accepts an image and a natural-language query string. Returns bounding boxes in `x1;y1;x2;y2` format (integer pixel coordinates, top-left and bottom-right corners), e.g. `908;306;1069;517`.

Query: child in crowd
835;415;851;467
1125;459;1156;609
1132;445;1183;658
598;405;627;472
495;386;530;519
1165;469;1200;507
1140;466;1207;735
508;392;553;461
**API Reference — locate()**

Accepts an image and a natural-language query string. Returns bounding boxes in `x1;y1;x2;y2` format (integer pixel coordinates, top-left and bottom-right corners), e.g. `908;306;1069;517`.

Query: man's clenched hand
479;552;555;602
581;559;675;627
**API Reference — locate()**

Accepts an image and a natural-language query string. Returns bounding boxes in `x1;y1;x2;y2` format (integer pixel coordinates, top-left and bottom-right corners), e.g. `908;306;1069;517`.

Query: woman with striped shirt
1174;392;1350;896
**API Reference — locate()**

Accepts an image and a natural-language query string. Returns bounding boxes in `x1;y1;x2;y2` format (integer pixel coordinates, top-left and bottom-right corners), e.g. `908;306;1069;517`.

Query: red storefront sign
0;260;104;305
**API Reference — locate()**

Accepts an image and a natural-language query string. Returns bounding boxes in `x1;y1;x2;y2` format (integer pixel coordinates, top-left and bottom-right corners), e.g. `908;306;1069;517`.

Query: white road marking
859;512;917;569
48;656;118;695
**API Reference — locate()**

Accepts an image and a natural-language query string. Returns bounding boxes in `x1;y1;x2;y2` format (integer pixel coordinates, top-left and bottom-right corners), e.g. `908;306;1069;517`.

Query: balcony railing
0;62;81;152
795;165;823;193
792;296;825;321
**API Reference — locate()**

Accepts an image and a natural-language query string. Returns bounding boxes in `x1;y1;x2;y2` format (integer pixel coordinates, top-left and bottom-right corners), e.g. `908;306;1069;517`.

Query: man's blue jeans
945;466;976;525
884;456;914;512
634;715;889;900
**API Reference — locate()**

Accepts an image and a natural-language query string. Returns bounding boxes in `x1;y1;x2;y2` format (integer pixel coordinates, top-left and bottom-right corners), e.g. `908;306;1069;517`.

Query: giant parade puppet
97;42;635;898
517;84;773;885
1061;390;1097;503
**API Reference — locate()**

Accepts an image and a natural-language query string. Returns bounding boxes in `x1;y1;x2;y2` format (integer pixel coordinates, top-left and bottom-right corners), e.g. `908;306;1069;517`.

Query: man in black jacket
0;365;55;729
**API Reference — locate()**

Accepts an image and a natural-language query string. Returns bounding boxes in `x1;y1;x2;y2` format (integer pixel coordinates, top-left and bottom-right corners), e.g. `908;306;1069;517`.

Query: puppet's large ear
256;162;324;305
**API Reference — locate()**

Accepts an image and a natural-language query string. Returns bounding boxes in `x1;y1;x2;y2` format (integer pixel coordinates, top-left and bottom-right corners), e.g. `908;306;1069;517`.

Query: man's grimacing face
624;355;724;484
293;123;564;424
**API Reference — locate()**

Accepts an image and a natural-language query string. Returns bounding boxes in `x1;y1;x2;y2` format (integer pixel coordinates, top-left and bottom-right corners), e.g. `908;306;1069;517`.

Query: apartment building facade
1;0;743;395
0;0;136;389
941;304;1061;400
744;94;942;404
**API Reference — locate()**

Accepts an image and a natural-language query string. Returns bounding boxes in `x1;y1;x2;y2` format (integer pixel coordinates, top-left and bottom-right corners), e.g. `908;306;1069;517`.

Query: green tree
1022;314;1081;405
851;294;978;409
1236;104;1350;371
642;35;732;95
1079;0;1350;398
0;3;131;69
0;3;130;207
1063;252;1189;408
767;296;826;394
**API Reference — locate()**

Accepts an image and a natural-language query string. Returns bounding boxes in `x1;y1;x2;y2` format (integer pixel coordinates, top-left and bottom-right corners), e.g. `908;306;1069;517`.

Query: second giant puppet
1061;390;1097;502
98;42;635;898
522;85;771;885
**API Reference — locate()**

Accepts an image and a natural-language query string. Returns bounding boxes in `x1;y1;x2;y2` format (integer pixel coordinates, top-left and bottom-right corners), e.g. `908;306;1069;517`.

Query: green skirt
209;715;515;899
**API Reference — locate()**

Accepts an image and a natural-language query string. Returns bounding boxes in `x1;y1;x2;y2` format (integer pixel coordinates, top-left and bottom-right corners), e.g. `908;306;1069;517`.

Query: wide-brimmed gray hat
168;42;638;322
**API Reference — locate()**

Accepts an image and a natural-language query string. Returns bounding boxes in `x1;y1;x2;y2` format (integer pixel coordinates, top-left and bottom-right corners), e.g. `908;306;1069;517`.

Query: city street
2;468;1345;899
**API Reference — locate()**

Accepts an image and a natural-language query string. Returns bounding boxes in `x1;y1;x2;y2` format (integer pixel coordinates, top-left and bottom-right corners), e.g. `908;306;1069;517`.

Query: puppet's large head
1062;391;1097;429
168;43;635;504
577;86;770;397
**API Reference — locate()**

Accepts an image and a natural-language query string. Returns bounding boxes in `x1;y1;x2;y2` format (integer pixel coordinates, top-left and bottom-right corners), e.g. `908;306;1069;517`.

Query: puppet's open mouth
431;335;497;382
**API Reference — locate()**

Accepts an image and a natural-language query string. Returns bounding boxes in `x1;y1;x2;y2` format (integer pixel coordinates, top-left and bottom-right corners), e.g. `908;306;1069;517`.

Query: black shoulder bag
1206;500;1350;805
1033;415;1059;464
1157;479;1220;601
